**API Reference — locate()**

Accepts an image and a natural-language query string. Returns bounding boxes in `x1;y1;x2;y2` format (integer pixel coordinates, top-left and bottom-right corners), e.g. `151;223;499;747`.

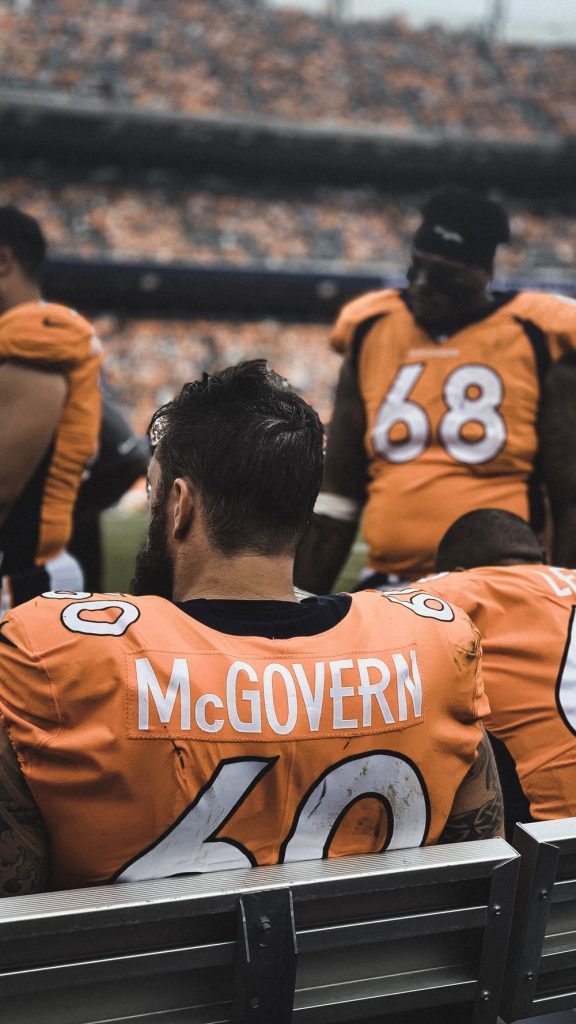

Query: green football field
102;508;367;594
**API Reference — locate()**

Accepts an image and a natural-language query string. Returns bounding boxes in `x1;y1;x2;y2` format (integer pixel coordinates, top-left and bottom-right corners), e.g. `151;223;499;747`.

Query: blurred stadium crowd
96;315;339;433
2;168;576;275
3;164;576;429
2;0;576;434
1;0;575;137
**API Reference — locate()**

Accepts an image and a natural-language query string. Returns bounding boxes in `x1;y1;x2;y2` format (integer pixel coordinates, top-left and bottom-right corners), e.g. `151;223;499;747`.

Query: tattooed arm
438;728;505;843
0;723;49;896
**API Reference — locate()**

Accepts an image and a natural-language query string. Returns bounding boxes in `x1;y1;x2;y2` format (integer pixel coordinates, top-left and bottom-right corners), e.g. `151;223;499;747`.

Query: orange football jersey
424;563;576;820
0;300;102;574
0;589;485;890
331;289;576;577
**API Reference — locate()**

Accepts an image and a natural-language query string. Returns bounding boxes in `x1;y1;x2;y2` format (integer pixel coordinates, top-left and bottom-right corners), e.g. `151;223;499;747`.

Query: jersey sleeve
435;597;488;725
415;573;483;626
511;291;576;358
0;604;63;753
377;587;489;726
330;289;403;353
0;302;102;368
445;601;488;724
413;573;493;716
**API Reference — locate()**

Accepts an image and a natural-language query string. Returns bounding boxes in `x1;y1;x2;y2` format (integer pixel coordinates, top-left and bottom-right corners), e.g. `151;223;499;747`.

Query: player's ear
171;477;195;539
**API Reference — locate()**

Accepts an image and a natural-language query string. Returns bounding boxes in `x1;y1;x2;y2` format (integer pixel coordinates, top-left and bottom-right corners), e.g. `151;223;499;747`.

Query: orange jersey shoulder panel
0;589;485;888
424;564;576;819
330;289;405;353
502;291;576;358
0;301;102;366
0;301;102;568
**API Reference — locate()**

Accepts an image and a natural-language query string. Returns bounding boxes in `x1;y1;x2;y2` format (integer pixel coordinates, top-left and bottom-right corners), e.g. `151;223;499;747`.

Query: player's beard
131;500;174;600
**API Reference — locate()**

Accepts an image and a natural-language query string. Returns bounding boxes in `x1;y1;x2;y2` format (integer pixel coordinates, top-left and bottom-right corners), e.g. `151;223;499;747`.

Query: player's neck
431;294;495;339
0;280;41;316
173;551;299;604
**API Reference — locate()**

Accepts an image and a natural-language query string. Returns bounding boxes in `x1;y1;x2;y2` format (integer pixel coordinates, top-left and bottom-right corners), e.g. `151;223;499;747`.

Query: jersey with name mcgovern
0;589;486;889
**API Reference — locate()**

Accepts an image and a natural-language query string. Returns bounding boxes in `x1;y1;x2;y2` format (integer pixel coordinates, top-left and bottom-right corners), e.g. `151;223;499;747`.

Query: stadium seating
3;168;576;436
1;1;575;139
0;838;519;1023
1;170;576;277
93;316;341;433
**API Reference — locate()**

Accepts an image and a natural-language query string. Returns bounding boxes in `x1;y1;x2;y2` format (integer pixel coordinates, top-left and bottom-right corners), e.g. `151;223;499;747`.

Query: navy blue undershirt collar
175;594;352;639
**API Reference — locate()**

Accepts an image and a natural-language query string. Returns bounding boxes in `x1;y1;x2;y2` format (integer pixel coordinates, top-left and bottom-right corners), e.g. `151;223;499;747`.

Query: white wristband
314;493;361;522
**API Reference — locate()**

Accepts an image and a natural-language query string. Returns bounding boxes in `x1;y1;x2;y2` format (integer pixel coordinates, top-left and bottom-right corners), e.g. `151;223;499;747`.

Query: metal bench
0;838;518;1024
501;819;576;1022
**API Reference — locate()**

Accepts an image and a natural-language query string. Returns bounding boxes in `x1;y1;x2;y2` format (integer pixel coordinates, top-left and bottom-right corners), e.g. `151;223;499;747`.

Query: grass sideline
102;508;367;594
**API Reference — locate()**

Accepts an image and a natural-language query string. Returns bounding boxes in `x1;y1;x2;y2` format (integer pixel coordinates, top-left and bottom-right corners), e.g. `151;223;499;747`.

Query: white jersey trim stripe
314;493;361;522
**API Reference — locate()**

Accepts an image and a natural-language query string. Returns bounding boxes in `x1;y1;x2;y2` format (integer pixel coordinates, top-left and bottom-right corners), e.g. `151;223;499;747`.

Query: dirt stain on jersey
170;738;185;772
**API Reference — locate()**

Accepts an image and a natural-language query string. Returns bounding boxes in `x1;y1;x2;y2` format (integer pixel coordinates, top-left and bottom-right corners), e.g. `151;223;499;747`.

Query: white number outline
439;363;506;465
372;363;429;463
115;750;430;882
372;361;507;466
115;757;277;880
380;589;455;622
556;606;576;735
42;591;124;600
42;593;141;637
280;749;429;861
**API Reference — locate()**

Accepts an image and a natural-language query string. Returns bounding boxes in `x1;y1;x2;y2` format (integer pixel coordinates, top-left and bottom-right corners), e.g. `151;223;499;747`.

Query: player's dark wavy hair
148;360;325;556
0;205;47;281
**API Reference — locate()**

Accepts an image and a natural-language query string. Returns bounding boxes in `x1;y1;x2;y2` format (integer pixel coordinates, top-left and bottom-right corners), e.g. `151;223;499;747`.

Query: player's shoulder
349;586;480;651
417;569;485;609
502;289;576;328
419;563;562;607
337;288;406;323
0;592;171;658
0;300;102;365
330;288;406;354
350;588;483;719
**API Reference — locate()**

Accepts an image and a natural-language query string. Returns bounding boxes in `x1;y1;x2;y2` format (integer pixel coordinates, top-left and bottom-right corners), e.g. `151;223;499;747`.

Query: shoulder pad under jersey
330;289;406;354
0;301;102;366
500;290;576;332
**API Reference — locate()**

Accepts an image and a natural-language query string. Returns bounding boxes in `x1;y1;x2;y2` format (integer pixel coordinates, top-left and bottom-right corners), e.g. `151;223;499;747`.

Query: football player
295;188;576;592
423;508;576;836
0;206;102;614
0;361;501;894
